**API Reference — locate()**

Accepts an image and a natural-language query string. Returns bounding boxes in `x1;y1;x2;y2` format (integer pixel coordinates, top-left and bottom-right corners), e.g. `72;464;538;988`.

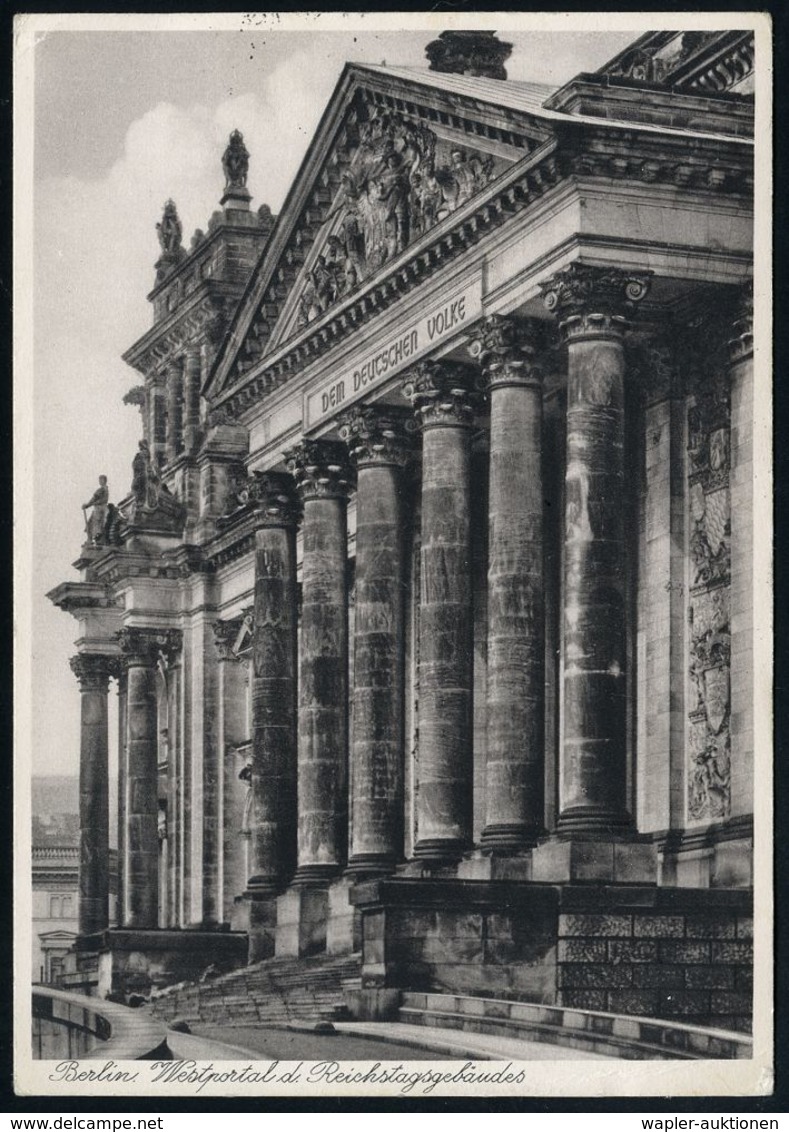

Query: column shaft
183;348;202;454
288;441;352;881
403;361;478;861
165;360;183;464
473;317;545;850
150;379;167;469
70;655;114;936
341;408;411;874
124;660;159;927
248;475;300;896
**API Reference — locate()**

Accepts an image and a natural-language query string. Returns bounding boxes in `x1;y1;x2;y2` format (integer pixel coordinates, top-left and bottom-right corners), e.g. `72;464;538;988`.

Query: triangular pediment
206;63;555;401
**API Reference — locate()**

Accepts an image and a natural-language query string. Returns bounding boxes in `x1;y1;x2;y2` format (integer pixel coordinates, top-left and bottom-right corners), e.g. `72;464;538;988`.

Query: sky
22;14;642;778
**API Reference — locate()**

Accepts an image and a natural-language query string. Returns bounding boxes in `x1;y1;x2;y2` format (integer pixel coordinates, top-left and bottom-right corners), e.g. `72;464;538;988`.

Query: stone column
470;315;546;851
287;440;353;882
339;405;413;875
246;473;300;927
150;377;167;469
116;668;127;926
118;627;181;929
213;617;250;922
541;264;650;835
183;348;202;455
727;288;754;822
402;359;479;861
69;653;116;936
165;358;183;464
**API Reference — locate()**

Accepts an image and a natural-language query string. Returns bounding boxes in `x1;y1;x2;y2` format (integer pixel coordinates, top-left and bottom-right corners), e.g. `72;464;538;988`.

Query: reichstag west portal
49;28;757;1041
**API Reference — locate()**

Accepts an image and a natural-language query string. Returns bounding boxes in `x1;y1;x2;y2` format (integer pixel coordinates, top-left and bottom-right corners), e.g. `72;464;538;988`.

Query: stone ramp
149;951;361;1026
398;991;754;1061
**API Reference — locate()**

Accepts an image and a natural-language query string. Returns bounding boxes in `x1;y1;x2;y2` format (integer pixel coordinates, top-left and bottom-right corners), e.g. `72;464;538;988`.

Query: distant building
31;777;117;985
31;777;79;984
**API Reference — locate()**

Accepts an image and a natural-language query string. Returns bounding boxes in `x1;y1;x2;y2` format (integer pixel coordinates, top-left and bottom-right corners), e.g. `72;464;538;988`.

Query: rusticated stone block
632;914;684;938
557;939;608;963
559;990;607;1011
737;917;754;939
658;941;710;963
558;913;632;938
684;914;737;939
684;966;736;990
735;966;753;992
608;940;658;964
710;991;752;1015
608;990;659;1015
655;990;710;1015
710;941;753;963
559;964;633;989
632;966;685;989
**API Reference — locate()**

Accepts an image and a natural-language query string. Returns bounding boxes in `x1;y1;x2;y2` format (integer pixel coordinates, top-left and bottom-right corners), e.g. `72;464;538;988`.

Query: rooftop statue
82;475;109;545
156;199;183;256
131;439;161;510
222;130;250;190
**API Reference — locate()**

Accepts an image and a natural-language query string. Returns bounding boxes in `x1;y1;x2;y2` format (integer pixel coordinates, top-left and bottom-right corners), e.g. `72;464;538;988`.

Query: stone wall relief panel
686;355;731;825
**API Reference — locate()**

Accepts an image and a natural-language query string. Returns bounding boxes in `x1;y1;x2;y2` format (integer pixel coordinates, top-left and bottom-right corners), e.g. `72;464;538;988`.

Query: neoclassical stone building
50;28;757;1030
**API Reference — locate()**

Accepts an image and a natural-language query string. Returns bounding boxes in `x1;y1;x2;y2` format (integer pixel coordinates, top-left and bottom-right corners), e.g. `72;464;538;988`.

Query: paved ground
169;1021;610;1062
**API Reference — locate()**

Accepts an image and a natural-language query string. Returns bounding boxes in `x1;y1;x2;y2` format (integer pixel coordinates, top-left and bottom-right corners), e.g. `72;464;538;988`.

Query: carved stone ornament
402;358;480;428
117;626;182;667
220;469;301;528
297;113;497;329
285;438;354;500
468;314;543;390
338;404;415;467
222;129;250;191
212;617;245;661
69;653;119;691
540;263;652;327
155;200;186;284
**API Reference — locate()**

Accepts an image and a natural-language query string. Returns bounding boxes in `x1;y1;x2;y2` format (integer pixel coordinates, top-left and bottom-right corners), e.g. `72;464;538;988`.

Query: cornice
123;279;242;376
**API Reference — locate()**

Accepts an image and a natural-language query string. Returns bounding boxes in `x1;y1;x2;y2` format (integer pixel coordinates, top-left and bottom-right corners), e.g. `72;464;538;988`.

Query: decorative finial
425;30;513;81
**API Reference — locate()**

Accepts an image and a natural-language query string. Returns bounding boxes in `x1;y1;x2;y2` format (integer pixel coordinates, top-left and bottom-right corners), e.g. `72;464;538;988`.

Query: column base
531;835;657;884
480;823;543;852
412;837;467;863
555;807;634;835
292;864;341;885
346;852;399;878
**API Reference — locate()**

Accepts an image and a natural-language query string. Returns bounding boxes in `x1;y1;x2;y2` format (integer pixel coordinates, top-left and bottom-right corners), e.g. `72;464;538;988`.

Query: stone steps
398;992;753;1061
150;951;361;1027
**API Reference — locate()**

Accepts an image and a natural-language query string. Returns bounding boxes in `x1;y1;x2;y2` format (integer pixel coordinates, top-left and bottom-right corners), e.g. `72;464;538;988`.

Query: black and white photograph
14;11;772;1099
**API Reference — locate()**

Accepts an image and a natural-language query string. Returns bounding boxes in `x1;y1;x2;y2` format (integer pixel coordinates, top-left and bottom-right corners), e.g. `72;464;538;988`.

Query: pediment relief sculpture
296;111;499;330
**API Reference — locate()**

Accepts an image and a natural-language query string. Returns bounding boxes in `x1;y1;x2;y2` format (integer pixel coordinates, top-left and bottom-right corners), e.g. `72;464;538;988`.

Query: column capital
69;652;119;691
540;263;652;339
285;438;355;501
339;404;416;468
212;617;244;660
727;285;753;364
401;358;480;429
117;626;182;667
248;470;302;527
468;314;544;392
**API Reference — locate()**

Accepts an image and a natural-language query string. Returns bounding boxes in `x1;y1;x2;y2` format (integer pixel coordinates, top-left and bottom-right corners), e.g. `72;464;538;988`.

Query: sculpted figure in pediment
297;110;498;327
